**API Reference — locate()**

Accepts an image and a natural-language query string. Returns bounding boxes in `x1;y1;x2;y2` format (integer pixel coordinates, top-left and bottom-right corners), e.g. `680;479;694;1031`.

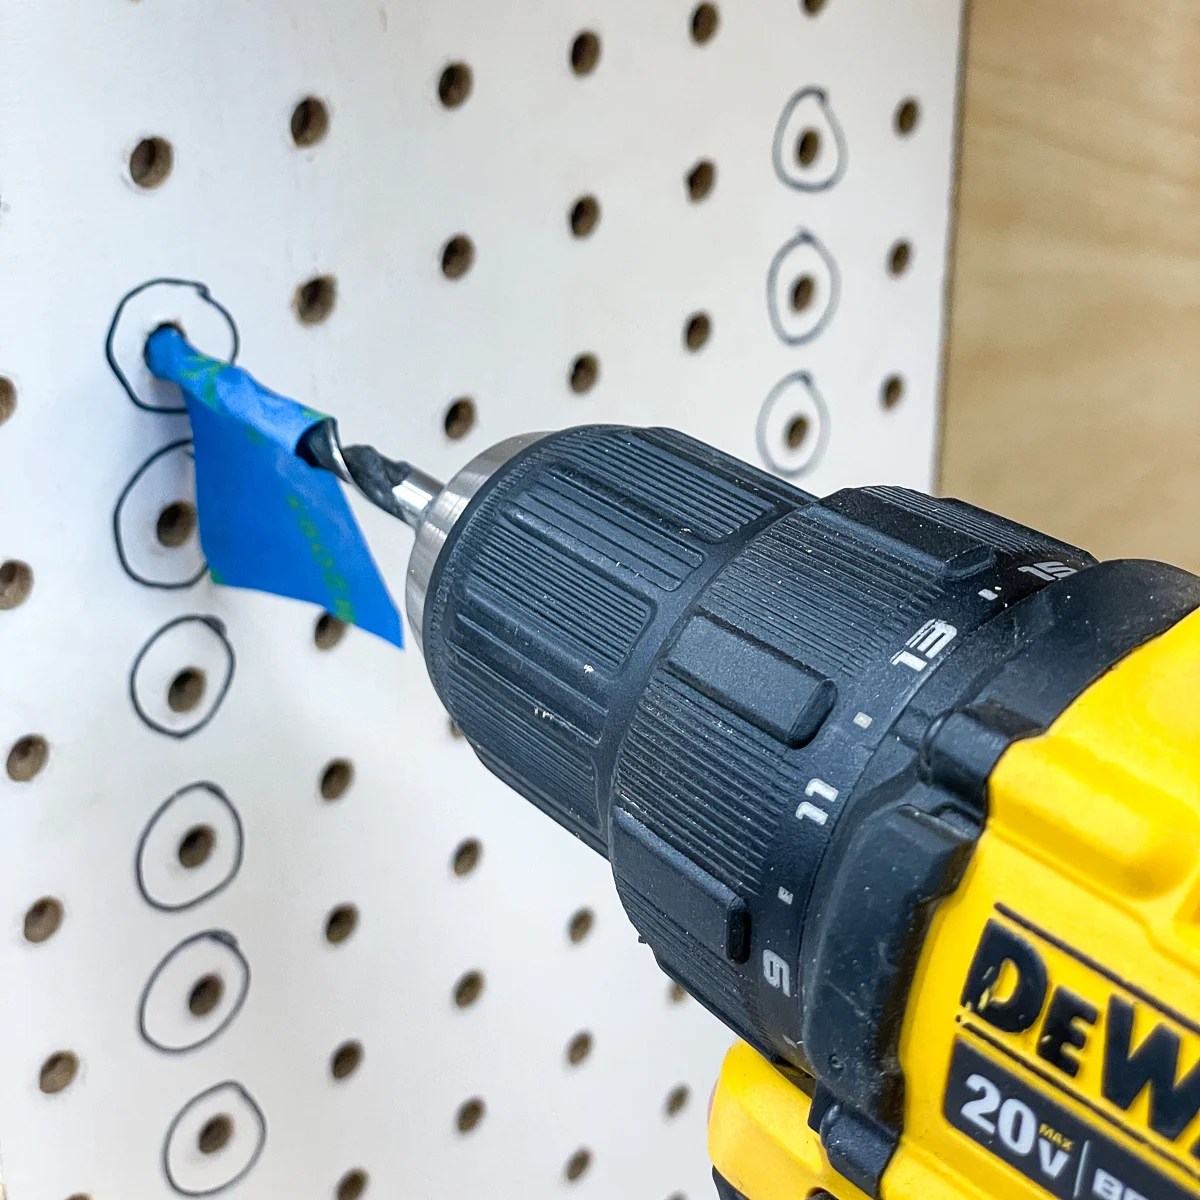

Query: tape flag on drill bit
144;326;403;647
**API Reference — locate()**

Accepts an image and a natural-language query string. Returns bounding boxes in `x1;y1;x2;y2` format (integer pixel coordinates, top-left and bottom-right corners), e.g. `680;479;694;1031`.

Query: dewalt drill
305;421;1200;1200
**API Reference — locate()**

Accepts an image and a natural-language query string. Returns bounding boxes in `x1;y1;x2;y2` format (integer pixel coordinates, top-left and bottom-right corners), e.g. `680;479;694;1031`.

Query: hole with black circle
24;897;63;944
39;1050;78;1095
290;96;329;147
664;1084;690;1117
198;1113;233;1155
565;1149;592;1182
895;98;920;136
438;62;472;108
569;195;601;238
337;1168;369;1200
566;1031;593;1066
686;159;715;202
569;354;599;395
691;3;719;43
454;969;485;1008
882;375;905;410
7;735;48;782
785;415;811;451
568;907;594;944
791;275;816;313
0;377;14;425
188;973;225;1018
444;398;476;440
570;31;601;75
167;668;206;714
331;1039;363;1080
314;612;347;650
295;275;337;325
441;235;475;280
320;759;354;801
156;502;196;549
684;312;711;352
178;825;216;870
452;839;482;877
0;560;33;609
796;128;821;167
456;1096;486;1133
130;137;173;189
888;240;912;277
325;904;359;945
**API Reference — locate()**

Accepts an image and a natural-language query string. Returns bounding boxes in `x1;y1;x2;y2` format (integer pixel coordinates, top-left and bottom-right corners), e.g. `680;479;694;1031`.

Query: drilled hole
6;735;48;783
566;1031;593;1066
0;377;14;425
567;907;594;944
686;159;715;202
295;275;337;325
785;415;811;451
664;1084;691;1117
888;240;912;276
314;612;347;650
791;275;815;312
895;98;920;135
291;96;329;147
452;838;482;877
129;137;173;189
320;758;354;801
882;375;905;410
331;1039;363;1080
684;312;711;352
198;1114;233;1154
167;667;206;713
438;62;473;108
188;973;224;1017
23;897;63;944
691;3;719;42
802;0;827;13
155;501;196;548
177;824;215;869
0;560;33;609
569;354;599;395
456;1096;486;1133
441;235;475;280
454;969;485;1008
337;1169;369;1200
565;1149;592;1182
325;904;359;945
570;31;601;75
668;981;689;1004
444;397;476;440
569;195;601;238
448;718;464;740
39;1051;78;1095
796;128;821;167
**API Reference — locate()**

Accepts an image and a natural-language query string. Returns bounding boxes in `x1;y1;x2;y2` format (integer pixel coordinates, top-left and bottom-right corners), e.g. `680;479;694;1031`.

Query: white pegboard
0;2;963;1198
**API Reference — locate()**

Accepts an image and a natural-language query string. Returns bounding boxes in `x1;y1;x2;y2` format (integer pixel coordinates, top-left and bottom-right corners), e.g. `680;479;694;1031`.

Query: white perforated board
0;2;964;1198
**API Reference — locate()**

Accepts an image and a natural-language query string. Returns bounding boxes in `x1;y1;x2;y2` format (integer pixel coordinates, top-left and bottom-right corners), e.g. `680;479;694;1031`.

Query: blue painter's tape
144;326;403;647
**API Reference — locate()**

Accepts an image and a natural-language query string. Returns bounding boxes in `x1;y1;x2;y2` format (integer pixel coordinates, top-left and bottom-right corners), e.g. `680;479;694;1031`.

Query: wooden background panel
942;0;1200;571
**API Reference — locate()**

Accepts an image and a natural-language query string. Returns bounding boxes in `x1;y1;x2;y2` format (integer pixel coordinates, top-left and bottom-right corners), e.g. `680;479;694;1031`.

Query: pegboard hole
448;718;464;740
177;824;216;869
802;0;827;13
444;397;476;440
888;240;912;277
454;969;485;1008
24;897;63;944
686;159;716;202
6;735;48;783
668;981;689;1005
129;137;173;189
566;1031;593;1066
441;235;475;280
570;31;601;76
188;973;225;1018
295;275;337;325
337;1169;369;1200
795;129;821;167
691;3;719;43
314;612;347;650
565;1149;592;1182
684;312;711;352
785;415;811;451
39;1050;78;1095
156;501;197;548
456;1097;486;1133
664;1084;691;1118
291;96;329;147
569;354;599;395
791;275;816;312
325;904;359;945
167;667;206;714
882;375;906;410
198;1114;233;1155
567;907;595;944
895;98;920;136
570;195;601;238
438;62;473;108
0;560;33;609
452;838;482;877
0;377;15;425
320;759;354;801
331;1040;363;1080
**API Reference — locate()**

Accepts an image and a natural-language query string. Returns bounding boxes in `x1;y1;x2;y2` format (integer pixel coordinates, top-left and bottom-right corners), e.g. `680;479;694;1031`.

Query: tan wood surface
942;0;1200;570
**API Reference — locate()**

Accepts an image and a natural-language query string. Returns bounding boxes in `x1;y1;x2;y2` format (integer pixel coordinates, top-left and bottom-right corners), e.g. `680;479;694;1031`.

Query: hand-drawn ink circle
162;1081;266;1196
139;931;249;1053
136;783;243;912
765;231;840;345
106;279;239;414
756;372;831;477
130;616;234;738
114;439;206;589
771;87;848;192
